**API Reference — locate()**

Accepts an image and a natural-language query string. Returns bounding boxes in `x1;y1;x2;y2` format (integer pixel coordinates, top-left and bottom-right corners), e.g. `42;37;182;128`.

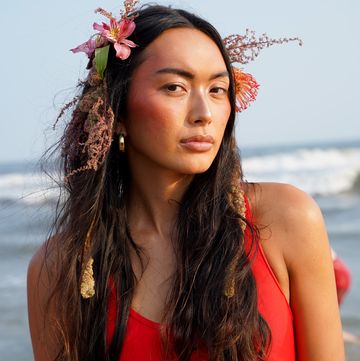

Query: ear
114;120;127;136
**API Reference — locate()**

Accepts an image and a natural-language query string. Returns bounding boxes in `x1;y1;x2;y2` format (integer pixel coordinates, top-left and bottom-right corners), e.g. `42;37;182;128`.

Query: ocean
1;139;359;360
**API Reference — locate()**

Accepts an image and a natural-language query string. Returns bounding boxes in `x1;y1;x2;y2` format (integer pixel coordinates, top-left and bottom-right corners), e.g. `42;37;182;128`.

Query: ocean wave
353;173;360;192
242;147;360;196
0;274;26;289
0;172;60;206
1;146;360;205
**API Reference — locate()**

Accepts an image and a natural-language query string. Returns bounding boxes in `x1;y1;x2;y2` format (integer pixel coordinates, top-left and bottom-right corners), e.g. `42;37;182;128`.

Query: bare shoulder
28;240;48;283
245;181;322;223
28;234;60;292
245;182;328;269
27;235;61;361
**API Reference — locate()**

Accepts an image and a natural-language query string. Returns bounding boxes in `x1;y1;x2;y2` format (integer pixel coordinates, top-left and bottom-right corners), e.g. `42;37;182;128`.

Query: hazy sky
1;0;359;162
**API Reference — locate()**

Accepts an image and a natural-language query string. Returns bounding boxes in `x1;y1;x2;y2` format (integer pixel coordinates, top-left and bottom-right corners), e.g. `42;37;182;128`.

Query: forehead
137;28;228;74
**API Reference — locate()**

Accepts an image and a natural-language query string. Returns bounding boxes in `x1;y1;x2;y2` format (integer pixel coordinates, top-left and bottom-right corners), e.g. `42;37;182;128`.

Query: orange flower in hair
232;67;259;112
223;30;302;113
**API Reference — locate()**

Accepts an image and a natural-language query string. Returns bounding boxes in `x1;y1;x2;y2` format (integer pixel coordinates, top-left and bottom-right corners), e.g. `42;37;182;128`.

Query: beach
1;139;359;360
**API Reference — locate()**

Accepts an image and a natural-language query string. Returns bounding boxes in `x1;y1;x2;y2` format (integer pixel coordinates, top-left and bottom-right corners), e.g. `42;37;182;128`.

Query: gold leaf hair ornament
223;29;303;113
80;220;96;299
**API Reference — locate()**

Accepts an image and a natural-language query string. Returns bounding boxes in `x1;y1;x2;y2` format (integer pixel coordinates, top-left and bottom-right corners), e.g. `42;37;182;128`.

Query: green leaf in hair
95;45;110;79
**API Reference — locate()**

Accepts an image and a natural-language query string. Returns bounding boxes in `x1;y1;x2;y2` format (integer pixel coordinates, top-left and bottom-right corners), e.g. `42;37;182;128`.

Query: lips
180;134;215;152
180;135;215;144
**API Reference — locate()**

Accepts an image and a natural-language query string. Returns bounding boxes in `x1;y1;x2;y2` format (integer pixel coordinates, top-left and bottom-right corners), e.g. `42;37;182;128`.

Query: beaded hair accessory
60;0;302;298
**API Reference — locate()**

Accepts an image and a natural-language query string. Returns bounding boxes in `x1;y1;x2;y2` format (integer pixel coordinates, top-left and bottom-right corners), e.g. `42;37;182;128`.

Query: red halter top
107;196;295;360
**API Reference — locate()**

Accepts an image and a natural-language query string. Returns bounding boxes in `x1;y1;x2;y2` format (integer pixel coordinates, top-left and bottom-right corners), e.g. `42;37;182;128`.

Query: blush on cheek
129;95;179;137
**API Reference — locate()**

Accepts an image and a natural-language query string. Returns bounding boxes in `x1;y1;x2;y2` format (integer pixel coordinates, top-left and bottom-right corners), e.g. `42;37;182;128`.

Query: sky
1;0;359;163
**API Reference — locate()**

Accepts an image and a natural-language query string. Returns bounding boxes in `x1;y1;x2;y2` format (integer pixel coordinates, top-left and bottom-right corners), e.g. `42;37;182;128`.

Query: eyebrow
155;67;229;81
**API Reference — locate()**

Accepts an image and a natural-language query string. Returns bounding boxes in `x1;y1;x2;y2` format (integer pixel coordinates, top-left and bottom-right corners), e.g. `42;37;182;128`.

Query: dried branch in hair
122;0;139;18
64;96;115;181
223;29;303;65
53;96;80;130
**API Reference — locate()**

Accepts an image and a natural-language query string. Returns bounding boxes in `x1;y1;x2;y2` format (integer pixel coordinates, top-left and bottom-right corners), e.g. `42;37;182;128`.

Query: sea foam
243;147;360;196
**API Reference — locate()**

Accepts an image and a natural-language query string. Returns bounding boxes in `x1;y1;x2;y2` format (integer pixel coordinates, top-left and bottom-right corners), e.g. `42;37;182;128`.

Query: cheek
127;92;181;141
213;104;231;134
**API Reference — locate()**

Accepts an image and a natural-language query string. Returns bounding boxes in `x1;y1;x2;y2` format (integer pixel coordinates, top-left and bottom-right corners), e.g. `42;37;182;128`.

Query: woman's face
123;27;231;175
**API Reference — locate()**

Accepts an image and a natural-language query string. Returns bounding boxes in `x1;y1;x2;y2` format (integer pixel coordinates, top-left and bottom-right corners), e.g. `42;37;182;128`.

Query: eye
210;87;228;95
164;84;185;93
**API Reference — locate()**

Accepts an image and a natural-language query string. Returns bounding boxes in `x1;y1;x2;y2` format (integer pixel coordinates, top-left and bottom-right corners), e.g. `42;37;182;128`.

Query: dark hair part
42;4;270;361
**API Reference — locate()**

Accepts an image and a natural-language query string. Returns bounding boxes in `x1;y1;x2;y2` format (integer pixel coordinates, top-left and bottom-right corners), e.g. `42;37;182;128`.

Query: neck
126;158;193;240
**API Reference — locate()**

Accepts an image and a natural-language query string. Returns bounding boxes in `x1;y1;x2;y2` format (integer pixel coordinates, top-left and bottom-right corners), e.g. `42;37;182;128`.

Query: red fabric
333;256;351;305
107;196;295;360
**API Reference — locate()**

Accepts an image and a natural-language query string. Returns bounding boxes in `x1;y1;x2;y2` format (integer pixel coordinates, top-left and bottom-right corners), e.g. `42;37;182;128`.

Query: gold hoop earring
119;133;125;152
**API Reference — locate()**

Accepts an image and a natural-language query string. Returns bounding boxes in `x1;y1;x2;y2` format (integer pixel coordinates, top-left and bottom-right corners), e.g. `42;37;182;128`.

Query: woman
27;2;345;360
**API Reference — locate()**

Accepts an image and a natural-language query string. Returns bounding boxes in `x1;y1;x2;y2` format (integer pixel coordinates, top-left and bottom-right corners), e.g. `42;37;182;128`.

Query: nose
188;90;212;125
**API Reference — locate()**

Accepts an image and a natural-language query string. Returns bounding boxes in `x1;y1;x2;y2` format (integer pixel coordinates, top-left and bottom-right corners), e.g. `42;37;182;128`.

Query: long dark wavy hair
40;4;271;361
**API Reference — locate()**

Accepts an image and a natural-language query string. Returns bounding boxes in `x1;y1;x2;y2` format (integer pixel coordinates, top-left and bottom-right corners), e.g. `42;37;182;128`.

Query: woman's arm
287;192;344;360
274;184;345;360
248;182;345;360
27;239;61;361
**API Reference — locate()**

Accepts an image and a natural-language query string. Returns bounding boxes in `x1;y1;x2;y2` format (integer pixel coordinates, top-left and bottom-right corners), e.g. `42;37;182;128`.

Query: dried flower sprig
57;67;115;183
224;29;303;65
121;0;139;19
53;96;81;130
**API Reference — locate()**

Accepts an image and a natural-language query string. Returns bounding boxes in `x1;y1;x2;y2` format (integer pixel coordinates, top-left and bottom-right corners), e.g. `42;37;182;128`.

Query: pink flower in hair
70;38;98;58
70;36;107;58
93;18;137;60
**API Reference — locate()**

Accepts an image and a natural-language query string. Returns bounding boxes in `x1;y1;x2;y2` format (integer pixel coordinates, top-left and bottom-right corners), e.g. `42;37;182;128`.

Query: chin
174;160;214;175
176;151;220;174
